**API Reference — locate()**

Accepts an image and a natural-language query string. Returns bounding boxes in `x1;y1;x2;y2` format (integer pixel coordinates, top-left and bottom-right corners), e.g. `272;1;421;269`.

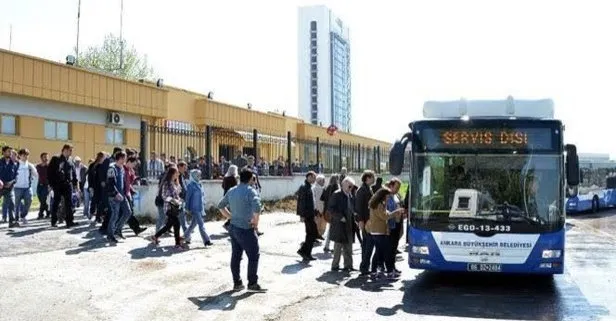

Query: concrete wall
131;173;394;220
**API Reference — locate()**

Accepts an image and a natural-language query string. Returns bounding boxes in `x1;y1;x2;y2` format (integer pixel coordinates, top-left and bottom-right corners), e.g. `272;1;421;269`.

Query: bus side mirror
389;140;405;175
565;144;580;186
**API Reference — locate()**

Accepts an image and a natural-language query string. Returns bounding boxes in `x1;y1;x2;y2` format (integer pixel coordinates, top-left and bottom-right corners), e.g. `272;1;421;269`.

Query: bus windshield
411;153;564;233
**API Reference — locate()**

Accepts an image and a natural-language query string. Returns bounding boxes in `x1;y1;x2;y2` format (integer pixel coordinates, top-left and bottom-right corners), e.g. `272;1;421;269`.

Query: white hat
74;156;82;162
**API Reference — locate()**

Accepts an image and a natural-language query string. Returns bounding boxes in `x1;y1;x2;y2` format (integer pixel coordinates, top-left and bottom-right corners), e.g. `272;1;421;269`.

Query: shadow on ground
315;270;351;285
344;275;398;293
65;236;110;255
375;271;610;320
281;261;312;274
128;243;183;259
187;290;264;311
6;226;49;238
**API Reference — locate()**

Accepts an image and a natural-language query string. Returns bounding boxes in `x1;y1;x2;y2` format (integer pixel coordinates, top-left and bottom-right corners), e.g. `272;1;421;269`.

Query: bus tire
591;196;599;213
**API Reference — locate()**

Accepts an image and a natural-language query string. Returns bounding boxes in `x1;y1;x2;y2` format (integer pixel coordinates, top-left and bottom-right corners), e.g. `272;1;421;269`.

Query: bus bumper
408;229;565;275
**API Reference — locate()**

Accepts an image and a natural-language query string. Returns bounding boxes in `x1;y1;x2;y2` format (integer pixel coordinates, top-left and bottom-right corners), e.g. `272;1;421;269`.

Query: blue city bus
566;155;616;213
389;98;580;275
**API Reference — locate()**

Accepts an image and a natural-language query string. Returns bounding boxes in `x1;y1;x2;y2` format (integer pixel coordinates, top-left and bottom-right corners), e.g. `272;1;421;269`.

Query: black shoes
297;250;317;262
247;283;264;291
135;227;147;236
233;282;245;291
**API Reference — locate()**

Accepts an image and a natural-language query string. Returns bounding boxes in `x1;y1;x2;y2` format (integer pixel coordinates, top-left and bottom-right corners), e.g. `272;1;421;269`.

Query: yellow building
0;49;390;171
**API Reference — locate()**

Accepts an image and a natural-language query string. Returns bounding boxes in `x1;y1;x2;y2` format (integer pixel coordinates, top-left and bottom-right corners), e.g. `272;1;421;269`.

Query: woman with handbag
151;167;185;250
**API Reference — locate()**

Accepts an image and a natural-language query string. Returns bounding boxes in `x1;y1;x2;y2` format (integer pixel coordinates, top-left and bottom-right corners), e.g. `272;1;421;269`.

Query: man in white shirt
14;149;38;225
148;152;164;179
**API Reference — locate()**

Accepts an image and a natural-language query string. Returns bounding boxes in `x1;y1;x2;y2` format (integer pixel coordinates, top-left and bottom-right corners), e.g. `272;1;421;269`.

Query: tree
77;33;156;80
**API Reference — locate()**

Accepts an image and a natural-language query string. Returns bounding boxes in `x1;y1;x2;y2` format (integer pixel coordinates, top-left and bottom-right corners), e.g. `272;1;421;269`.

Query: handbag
323;210;332;223
166;201;181;217
155;185;164;207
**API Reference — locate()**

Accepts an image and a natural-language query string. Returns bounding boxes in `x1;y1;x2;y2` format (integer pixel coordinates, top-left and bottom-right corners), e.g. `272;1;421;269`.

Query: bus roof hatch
423;96;554;119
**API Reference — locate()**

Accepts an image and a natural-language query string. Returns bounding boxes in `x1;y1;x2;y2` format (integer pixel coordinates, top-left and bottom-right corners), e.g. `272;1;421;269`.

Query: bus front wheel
592;197;599;213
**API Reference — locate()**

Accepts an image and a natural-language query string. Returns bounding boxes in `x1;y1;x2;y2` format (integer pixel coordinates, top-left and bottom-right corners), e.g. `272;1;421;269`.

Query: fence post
287;131;292;176
316;137;320;173
376;145;381;174
373;146;377;172
205;125;212;179
356;144;360;172
139;121;148;178
252;129;258;160
338;139;343;172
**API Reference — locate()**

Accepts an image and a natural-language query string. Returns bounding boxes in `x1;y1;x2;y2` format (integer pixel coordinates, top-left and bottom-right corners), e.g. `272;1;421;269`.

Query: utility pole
9;24;12;50
119;0;124;70
75;0;81;64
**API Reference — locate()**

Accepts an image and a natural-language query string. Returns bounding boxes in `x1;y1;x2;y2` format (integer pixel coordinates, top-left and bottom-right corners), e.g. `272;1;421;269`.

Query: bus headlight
412;245;430;255
542;250;562;259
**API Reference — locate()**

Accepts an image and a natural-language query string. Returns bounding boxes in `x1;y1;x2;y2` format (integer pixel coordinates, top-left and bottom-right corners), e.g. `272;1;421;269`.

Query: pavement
1;209;615;321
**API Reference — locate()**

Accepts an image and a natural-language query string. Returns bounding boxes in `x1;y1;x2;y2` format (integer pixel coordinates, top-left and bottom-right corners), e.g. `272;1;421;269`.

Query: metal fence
139;121;389;180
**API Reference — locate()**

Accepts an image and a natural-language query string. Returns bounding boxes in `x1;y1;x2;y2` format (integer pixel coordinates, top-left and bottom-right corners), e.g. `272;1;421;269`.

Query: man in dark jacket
296;171;317;262
98;147;123;233
105;151;131;243
328;176;356;272
355;170;375;276
48;144;80;228
0;146;18;226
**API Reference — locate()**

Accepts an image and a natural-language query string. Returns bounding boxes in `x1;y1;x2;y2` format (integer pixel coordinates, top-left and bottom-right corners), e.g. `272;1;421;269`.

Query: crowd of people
0;143;407;291
296;170;408;280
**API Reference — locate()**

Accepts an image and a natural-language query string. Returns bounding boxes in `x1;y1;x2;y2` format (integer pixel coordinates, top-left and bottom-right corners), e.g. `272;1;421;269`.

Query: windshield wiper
476;212;540;225
477;204;541;225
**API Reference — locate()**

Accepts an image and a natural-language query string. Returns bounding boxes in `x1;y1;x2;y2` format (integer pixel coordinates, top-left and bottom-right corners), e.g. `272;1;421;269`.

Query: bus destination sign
420;128;554;150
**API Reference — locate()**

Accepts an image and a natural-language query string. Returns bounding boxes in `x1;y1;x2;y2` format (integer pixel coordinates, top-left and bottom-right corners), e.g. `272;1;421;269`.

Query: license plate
467;263;502;272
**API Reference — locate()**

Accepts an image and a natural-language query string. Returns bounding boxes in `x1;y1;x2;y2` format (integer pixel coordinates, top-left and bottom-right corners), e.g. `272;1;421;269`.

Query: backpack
16;162;34;189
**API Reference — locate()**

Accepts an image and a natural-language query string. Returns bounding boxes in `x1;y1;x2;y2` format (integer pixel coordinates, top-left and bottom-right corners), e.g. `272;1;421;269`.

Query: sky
1;0;615;156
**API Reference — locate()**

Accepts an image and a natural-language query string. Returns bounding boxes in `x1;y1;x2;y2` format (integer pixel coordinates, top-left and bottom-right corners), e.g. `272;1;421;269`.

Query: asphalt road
0;209;615;321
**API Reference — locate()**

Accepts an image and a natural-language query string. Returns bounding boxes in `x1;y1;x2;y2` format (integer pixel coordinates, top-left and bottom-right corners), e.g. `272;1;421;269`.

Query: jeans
360;228;376;273
229;224;260;285
179;209;188;234
13;187;32;219
185;210;210;245
108;197;131;238
2;189;15;222
156;205;165;232
83;188;91;219
36;184;50;218
155;213;181;245
390;223;403;257
323;223;332;250
372;234;395;273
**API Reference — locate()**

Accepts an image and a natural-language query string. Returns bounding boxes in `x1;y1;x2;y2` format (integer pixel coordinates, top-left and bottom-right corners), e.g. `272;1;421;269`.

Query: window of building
311;56;317;63
311;48;317;55
311;40;317;46
105;127;125;145
0;114;17;135
311;96;317;104
311;80;317;87
44;120;70;140
311;71;317;78
310;21;317;30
